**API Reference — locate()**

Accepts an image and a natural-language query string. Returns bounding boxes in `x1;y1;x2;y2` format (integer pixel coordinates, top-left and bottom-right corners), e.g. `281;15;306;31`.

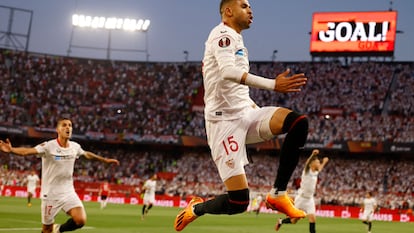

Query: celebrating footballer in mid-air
174;0;309;231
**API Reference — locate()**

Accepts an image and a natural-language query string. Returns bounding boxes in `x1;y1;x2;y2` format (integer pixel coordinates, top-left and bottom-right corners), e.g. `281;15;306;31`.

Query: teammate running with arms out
275;149;329;233
98;180;111;209
360;191;377;233
174;0;309;231
141;174;157;220
26;170;40;207
0;117;120;233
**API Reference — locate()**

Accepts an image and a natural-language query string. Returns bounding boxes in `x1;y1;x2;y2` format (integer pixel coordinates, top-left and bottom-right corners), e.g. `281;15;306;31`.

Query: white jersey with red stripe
34;139;85;200
202;22;256;121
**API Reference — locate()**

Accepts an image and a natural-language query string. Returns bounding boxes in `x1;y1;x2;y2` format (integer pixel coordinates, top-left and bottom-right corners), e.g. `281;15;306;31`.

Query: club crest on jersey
225;159;235;169
218;37;231;48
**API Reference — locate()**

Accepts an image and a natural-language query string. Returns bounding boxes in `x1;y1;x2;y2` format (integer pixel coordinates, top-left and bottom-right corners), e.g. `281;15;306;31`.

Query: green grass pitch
0;196;412;233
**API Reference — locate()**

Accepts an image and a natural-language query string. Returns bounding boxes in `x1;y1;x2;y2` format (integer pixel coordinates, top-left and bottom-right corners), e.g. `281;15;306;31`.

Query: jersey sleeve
34;141;48;156
71;141;86;159
76;143;86;159
211;33;238;73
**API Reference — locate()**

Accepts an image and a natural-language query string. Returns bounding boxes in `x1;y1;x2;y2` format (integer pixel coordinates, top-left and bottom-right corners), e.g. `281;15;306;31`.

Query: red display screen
310;11;398;56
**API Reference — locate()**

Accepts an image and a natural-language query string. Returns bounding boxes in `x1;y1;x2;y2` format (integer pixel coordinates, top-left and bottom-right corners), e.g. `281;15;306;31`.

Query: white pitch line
0;218;38;224
0;226;95;231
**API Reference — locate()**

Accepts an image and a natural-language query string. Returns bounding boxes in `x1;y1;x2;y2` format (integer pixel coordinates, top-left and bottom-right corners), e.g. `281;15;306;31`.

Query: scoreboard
310;11;398;56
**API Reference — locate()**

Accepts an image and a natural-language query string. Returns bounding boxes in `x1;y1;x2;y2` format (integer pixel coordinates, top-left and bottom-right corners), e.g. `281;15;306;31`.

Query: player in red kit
99;181;111;209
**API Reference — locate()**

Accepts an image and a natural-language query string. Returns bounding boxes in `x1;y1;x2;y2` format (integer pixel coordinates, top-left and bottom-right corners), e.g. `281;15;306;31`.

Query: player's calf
59;218;84;232
227;189;250;214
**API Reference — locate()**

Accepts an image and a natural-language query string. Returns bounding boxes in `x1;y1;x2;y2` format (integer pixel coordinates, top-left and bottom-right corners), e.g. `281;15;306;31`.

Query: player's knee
228;189;250;214
77;221;85;228
282;111;308;135
72;217;86;229
228;201;249;214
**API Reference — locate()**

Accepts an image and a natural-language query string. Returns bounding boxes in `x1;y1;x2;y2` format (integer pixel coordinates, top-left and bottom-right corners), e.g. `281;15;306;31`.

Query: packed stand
1;49;414;143
0;49;202;137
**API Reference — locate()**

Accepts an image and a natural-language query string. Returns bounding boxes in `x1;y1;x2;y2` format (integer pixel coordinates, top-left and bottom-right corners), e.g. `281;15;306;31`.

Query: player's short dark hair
220;0;235;15
56;117;71;127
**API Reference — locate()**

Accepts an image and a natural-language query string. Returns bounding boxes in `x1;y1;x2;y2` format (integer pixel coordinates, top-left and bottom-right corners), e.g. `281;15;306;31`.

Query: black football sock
194;189;249;215
59;218;84;232
194;194;229;215
282;218;292;224
274;113;308;190
310;222;316;233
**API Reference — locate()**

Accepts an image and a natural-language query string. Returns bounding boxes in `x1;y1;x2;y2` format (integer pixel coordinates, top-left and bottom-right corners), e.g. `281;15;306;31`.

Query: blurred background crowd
0;49;413;213
1;49;413;142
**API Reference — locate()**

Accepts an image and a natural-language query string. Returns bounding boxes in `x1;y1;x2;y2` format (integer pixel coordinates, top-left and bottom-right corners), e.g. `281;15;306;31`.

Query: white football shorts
294;195;316;214
205;106;278;181
27;185;36;194
41;191;84;225
143;193;156;205
361;210;374;221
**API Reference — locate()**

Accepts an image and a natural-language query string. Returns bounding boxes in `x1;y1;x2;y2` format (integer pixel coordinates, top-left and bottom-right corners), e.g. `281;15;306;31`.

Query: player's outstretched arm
237;68;307;93
319;157;329;172
274;69;307;93
0;138;38;156
304;149;319;166
84;151;120;165
309;149;329;172
311;149;320;157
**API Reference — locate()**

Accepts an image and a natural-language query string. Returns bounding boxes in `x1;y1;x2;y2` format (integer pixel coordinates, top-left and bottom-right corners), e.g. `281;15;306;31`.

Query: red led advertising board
310;11;397;56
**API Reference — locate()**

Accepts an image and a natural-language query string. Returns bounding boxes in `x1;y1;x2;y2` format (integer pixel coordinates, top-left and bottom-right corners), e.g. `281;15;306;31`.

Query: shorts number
222;135;239;155
45;205;53;216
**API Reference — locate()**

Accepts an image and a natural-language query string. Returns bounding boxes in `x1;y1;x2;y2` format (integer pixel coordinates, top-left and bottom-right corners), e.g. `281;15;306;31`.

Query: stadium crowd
0;49;413;143
1;147;413;212
0;49;413;212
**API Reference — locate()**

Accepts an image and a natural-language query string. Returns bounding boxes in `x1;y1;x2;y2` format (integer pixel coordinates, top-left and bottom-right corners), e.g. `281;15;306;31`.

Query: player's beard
237;20;251;31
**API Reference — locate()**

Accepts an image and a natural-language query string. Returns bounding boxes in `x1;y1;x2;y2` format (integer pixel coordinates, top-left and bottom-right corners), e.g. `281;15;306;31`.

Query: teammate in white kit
0;118;120;233
174;0;309;231
249;193;264;216
26;170;40;207
275;149;329;233
361;191;377;233
141;174;157;220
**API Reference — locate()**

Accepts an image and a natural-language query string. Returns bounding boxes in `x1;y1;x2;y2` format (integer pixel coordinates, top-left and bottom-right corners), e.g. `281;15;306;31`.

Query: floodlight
143;20;150;31
84;16;92;27
104;17;115;29
72;14;150;31
69;13;151;61
136;19;143;30
116;18;123;29
90;17;105;29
